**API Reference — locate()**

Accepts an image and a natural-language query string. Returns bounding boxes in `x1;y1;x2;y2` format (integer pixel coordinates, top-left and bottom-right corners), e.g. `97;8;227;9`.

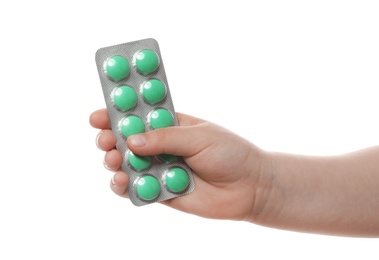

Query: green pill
136;175;160;201
128;151;152;171
142;79;167;104
149;108;174;129
105;55;130;82
157;154;178;163
164;168;189;193
135;49;159;75
120;116;145;138
112;86;137;111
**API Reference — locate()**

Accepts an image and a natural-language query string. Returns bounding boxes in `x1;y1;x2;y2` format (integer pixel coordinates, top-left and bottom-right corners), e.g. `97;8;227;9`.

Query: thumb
126;124;210;157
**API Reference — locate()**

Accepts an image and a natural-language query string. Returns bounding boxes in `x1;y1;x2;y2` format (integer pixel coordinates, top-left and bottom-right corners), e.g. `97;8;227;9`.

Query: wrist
244;150;283;225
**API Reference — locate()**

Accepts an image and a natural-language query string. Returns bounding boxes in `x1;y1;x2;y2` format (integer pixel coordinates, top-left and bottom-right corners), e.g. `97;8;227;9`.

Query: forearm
253;146;379;237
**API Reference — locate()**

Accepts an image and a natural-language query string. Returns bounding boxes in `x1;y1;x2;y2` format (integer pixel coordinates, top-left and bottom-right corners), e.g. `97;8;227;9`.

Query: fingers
96;130;116;151
92;109;208;201
104;149;123;171
127;122;214;157
90;108;110;129
97;129;120;171
110;171;129;198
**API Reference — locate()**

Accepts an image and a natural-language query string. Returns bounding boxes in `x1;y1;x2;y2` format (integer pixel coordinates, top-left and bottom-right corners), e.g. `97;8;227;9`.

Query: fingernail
111;174;116;185
103;159;111;171
128;134;146;147
96;131;103;149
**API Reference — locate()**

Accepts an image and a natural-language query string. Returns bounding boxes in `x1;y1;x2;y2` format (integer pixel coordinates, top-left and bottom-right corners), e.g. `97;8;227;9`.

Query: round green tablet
135;49;159;75
164;168;189;193
112;86;137;111
105;55;130;82
157;154;178;163
142;79;167;104
120;116;145;138
136;175;160;201
128;151;152;171
148;108;174;129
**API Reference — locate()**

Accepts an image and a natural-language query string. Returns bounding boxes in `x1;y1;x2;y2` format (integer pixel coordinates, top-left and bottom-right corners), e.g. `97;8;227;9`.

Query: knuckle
145;127;171;154
155;128;169;141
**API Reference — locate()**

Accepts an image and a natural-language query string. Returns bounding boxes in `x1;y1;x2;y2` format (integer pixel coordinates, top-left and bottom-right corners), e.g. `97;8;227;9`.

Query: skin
90;108;379;237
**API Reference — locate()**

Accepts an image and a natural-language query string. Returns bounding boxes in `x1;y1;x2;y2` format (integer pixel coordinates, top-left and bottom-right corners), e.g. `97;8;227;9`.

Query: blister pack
95;38;195;206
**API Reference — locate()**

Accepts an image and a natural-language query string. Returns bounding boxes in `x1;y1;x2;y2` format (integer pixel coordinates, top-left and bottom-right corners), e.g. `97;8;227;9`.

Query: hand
90;109;271;221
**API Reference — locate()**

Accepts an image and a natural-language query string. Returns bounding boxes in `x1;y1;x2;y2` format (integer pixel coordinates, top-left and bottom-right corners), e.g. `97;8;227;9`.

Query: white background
0;0;378;259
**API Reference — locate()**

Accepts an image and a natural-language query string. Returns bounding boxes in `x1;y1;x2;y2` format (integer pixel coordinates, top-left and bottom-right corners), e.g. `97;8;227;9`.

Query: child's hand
90;108;379;236
90;109;271;221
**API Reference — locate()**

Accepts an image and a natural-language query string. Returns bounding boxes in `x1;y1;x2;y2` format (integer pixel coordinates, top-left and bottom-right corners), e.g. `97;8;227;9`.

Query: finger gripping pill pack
95;38;195;206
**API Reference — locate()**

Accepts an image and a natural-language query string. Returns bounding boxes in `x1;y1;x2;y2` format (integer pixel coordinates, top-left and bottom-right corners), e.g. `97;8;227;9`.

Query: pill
135;49;159;75
112;86;137;111
148;108;174;129
164;168;189;193
157;154;178;163
105;55;130;82
142;79;167;104
136;175;160;201
120;115;145;138
128;151;152;171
